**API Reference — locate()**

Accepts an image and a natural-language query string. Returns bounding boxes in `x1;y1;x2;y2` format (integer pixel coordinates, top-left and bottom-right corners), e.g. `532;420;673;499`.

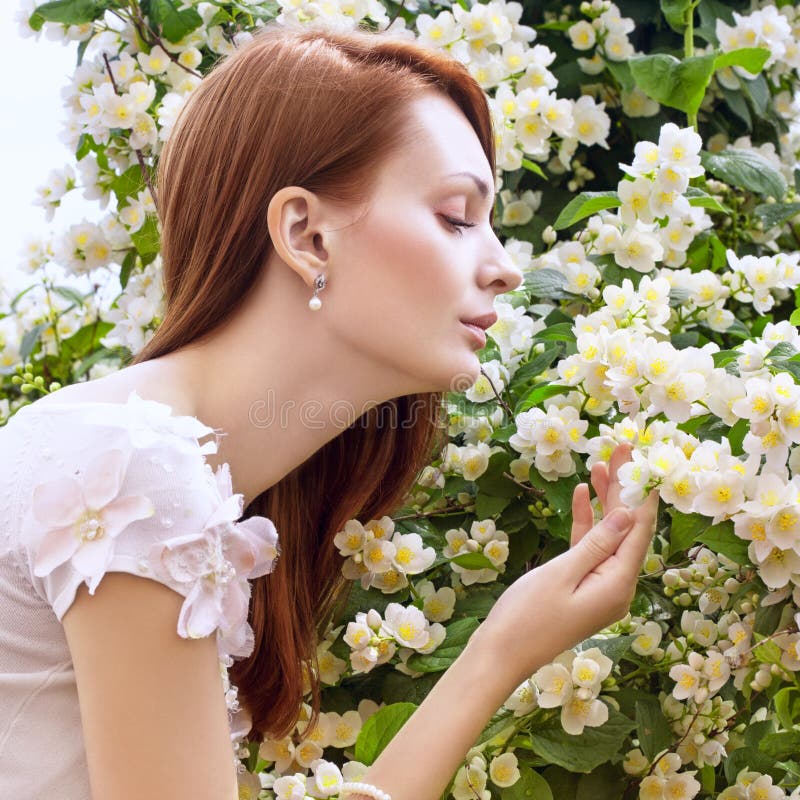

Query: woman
0;21;659;800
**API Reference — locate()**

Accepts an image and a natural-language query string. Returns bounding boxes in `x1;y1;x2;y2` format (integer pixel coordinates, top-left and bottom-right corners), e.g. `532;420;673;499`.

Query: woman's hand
477;443;660;685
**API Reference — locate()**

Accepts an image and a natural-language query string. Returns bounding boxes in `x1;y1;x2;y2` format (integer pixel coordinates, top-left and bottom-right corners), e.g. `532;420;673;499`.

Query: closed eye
440;214;477;236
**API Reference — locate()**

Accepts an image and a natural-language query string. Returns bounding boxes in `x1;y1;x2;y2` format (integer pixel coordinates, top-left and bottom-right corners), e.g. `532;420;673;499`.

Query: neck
155;269;425;508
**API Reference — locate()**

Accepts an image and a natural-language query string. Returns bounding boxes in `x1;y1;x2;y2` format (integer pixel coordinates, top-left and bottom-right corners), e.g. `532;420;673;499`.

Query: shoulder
5;390;280;661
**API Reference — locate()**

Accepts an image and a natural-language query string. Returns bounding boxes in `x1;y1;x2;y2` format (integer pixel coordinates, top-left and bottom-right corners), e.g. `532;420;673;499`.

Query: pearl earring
308;272;327;311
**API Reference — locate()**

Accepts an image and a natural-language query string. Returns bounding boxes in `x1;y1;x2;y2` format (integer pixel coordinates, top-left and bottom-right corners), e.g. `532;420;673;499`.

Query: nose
480;233;524;294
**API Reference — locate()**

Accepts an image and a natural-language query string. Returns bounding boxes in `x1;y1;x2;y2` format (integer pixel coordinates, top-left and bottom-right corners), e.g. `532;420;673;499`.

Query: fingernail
607;508;633;533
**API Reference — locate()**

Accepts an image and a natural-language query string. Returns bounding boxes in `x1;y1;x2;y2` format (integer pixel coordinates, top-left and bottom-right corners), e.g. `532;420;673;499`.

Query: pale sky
0;12;96;289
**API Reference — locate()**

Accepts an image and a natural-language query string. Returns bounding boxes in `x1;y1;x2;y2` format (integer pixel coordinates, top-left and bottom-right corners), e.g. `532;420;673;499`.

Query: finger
615;489;661;580
568;506;635;585
570;483;594;548
590;461;610;514
605;443;633;511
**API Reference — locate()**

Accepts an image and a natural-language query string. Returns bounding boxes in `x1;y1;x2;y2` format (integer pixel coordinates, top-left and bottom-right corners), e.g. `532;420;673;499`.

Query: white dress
0;390;280;798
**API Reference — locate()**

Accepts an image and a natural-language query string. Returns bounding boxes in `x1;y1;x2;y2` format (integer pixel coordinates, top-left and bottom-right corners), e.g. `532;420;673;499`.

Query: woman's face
317;89;523;397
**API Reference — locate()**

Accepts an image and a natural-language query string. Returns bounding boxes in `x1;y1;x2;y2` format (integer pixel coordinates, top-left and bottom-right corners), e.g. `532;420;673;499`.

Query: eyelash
440;214;477;236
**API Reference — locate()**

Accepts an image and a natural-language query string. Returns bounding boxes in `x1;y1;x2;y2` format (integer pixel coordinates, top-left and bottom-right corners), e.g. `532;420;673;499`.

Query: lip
461;321;487;349
461;312;498;331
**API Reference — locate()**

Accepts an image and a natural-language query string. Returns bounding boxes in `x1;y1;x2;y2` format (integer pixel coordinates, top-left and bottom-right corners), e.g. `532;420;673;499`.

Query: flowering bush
4;0;800;798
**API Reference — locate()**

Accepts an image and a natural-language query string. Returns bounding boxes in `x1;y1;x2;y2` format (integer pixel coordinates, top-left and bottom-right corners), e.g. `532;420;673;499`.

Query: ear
266;186;331;287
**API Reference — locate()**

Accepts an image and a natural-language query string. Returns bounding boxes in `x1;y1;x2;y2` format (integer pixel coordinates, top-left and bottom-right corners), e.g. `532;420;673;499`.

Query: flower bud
662;572;680;588
694;687;709;704
754;669;772;689
542;225;557;245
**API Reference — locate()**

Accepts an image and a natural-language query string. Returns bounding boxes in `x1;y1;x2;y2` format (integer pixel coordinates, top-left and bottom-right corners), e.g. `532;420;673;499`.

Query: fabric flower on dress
90;390;221;455
31;448;156;593
148;462;279;659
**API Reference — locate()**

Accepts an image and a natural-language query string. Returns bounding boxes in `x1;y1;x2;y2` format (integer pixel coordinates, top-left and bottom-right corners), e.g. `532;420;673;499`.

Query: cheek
359;210;461;302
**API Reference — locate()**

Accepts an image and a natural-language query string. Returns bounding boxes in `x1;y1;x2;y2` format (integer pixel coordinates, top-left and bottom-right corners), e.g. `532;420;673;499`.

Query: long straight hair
131;21;497;741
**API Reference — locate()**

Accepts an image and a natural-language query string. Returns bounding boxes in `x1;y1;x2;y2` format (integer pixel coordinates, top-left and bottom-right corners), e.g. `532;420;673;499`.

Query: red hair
131;21;497;741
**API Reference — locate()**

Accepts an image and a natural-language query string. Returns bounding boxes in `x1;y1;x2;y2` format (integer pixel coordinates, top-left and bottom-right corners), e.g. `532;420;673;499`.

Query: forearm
357;623;543;800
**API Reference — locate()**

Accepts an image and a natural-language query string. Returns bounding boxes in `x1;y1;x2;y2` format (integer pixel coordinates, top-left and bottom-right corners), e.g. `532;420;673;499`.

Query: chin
445;355;481;394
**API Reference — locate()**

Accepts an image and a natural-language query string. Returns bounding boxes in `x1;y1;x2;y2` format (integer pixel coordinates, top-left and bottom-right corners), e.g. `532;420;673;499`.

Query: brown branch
387;0;408;29
479;364;514;418
101;52;159;215
130;7;202;79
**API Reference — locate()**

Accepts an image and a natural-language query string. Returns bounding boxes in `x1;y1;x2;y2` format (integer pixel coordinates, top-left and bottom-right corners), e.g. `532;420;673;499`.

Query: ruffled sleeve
10;392;280;663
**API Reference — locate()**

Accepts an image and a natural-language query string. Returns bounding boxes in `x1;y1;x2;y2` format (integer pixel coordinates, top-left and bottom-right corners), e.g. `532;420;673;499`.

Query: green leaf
119;250;137;290
112;165;146;205
700;149;787;200
529;467;579;517
73;344;118;380
149;0;203;42
714;47;770;76
742;74;771;116
524;269;572;300
534;322;576;343
635;696;672;761
405;617;481;673
476;712;516;747
501;767;554;800
760;730;800;761
521;158;547;179
754;202;800;230
774;687;800;730
723;745;780;784
791;308;800;326
696;520;748;564
605;60;634;93
450;551;496;570
515;383;570;415
720;86;752;129
727;418;747;456
511;346;563;386
553;192;621;230
685;187;729;214
530;706;636;773
32;0;103;25
380;671;441;706
20;323;47;362
629;53;717;116
576;763;625;800
766;342;798;360
353;702;416;765
660;0;692;32
28;10;45;30
454;585;504;619
130;215;161;257
51;285;86;307
666;509;706;558
583;635;636;663
542;766;579;799
475;493;512;518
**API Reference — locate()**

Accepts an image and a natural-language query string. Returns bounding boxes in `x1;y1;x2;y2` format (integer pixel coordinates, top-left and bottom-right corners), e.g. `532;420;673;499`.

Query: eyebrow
443;171;493;200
